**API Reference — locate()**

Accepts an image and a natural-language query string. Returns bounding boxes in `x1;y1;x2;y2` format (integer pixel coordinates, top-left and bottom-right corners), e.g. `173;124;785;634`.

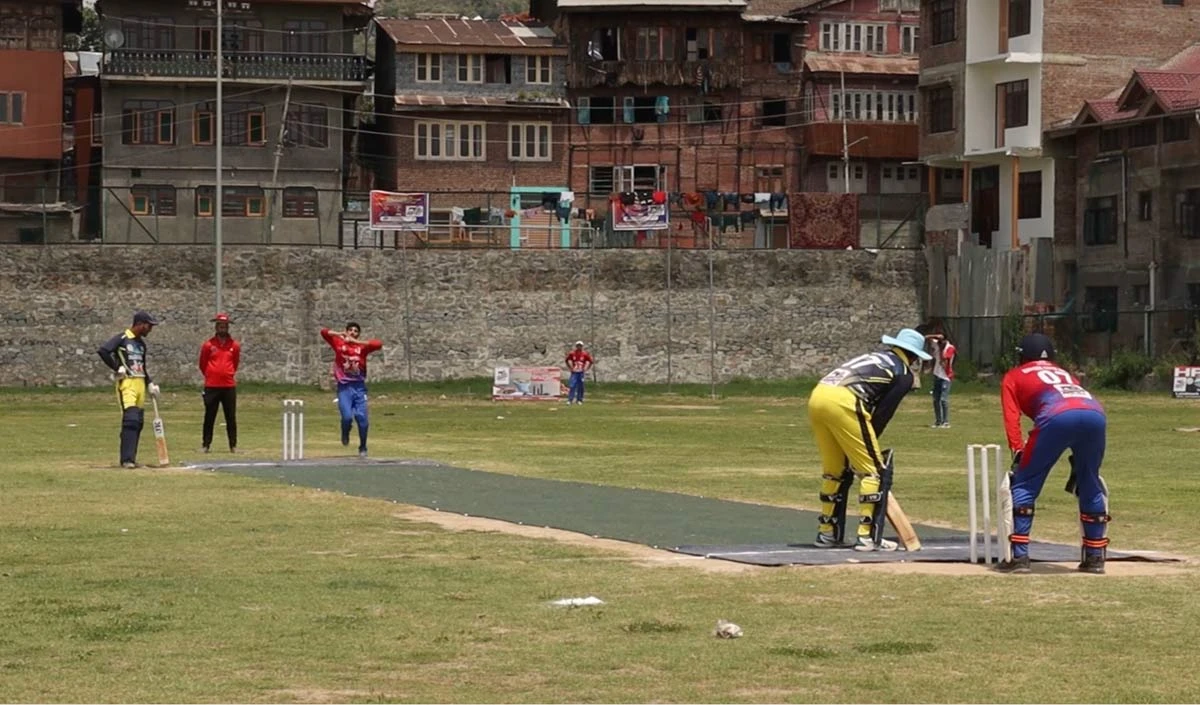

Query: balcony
104;49;369;83
801;122;919;159
567;59;742;90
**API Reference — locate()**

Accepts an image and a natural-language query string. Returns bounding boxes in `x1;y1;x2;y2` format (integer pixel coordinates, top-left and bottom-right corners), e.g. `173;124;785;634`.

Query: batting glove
148;383;161;398
115;365;128;379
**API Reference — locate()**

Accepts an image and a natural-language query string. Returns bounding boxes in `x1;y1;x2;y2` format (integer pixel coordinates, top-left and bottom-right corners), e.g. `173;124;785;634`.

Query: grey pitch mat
674;536;1174;567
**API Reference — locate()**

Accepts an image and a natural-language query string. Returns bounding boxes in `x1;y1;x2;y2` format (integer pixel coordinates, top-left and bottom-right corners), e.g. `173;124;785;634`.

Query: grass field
2;380;1199;703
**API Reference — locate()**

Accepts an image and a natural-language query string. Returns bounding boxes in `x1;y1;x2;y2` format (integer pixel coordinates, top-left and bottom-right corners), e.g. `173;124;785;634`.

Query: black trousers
202;386;238;450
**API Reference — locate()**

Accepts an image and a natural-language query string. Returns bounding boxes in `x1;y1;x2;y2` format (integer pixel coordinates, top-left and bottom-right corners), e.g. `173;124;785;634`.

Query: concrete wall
0;246;925;387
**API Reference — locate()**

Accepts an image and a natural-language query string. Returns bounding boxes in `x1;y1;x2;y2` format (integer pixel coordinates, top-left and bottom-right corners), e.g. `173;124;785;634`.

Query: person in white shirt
927;332;957;428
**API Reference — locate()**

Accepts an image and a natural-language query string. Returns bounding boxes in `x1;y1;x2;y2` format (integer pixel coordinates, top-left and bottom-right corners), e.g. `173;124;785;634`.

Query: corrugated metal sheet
804;52;918;76
377;18;562;50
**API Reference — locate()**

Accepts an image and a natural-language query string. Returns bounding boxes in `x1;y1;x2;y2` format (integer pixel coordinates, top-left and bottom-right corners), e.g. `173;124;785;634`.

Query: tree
68;6;103;52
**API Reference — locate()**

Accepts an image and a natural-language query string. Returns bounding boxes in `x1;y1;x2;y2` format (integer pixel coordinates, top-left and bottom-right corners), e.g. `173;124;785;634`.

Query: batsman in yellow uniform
97;311;161;468
809;328;931;551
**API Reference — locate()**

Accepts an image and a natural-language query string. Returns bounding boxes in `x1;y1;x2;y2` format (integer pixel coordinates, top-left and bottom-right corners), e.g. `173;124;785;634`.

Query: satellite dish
104;27;125;49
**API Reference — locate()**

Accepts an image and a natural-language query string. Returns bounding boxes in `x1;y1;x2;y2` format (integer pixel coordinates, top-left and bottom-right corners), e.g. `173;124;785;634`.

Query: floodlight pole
215;0;224;312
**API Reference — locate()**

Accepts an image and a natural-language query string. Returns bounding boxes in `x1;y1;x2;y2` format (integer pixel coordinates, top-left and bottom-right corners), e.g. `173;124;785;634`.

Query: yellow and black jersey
98;328;152;382
818;350;914;435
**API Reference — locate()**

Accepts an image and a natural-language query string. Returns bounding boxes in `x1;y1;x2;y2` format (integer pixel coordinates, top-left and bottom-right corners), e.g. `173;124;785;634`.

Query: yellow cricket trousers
807;383;886;537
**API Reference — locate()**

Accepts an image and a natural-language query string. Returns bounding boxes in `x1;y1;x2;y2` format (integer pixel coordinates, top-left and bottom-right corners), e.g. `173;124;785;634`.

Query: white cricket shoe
854;536;899;552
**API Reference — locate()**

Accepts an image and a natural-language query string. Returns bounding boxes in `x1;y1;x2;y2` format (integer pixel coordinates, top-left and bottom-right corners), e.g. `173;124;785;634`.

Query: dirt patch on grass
395;507;1193;577
643;404;722;411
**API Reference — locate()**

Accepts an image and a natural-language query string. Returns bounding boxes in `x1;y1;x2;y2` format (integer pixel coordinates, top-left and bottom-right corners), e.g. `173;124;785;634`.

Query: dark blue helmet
1017;333;1055;362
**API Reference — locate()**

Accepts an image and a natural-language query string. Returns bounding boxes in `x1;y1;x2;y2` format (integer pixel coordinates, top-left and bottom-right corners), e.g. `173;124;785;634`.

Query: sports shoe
941;423;951;429
341;434;350;447
853;536;898;552
930;424;941;429
201;445;210;454
229;447;237;454
358;450;368;459
1078;554;1106;574
813;532;844;548
121;461;137;469
995;556;1032;573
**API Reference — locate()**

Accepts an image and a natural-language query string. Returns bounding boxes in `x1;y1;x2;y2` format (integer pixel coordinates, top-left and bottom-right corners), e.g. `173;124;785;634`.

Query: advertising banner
1172;366;1200;399
369;190;429;231
492;366;567;401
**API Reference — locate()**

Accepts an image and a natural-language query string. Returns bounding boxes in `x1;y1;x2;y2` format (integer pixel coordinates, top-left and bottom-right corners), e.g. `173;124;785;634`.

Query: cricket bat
886;491;922;551
150;396;170;467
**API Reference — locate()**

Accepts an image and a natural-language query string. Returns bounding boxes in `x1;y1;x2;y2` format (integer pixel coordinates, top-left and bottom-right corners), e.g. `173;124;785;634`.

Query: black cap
1017;333;1054;362
133;310;160;326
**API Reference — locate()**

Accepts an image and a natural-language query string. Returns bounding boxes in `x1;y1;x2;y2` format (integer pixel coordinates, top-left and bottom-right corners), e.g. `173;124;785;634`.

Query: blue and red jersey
321;329;383;384
1001;360;1105;453
566;350;593;373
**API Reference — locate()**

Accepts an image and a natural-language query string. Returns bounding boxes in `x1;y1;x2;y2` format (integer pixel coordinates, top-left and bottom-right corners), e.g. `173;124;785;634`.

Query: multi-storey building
791;0;920;195
372;16;570;246
97;0;372;244
1048;43;1200;358
918;0;1200;251
0;0;83;242
529;0;804;245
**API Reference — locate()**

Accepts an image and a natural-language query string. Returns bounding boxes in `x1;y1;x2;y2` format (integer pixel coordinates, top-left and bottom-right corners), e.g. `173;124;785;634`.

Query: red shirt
198;335;240;388
321;329;383;383
1001;360;1105;453
566;350;593;373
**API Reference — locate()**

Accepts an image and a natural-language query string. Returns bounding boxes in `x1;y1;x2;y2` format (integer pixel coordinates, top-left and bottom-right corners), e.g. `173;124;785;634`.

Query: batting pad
189;458;1181;568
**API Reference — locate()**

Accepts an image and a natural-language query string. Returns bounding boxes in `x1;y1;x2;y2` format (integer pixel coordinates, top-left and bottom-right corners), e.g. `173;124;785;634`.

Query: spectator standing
198;312;241;453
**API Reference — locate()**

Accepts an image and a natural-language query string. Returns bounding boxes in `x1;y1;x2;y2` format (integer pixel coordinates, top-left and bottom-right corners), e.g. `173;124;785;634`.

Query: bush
1088;350;1155;390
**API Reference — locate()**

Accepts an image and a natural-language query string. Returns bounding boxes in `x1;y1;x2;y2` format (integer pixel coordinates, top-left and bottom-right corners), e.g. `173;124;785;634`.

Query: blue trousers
931;377;951;426
336;381;369;452
1011;408;1108;558
568;372;586;402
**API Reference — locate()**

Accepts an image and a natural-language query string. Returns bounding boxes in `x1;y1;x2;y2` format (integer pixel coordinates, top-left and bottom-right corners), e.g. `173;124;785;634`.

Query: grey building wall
0;247;926;387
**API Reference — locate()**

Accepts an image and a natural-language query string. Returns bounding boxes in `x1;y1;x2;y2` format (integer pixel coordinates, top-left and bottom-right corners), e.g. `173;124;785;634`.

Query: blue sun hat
882;328;933;361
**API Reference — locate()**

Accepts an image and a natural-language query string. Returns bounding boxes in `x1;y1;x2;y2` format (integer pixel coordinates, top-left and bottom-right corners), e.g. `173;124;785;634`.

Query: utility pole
266;78;294;243
215;0;224;312
841;69;849;193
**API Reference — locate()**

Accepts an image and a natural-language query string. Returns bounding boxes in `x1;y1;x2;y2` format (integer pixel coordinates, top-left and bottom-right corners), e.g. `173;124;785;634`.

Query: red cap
212;313;231;323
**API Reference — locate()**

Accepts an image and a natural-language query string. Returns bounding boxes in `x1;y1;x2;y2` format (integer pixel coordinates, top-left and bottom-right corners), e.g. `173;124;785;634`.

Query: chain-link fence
942;309;1200;372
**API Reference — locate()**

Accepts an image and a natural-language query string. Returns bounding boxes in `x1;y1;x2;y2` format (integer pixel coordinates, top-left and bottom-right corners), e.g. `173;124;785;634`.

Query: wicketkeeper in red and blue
321;322;383;458
998;333;1110;574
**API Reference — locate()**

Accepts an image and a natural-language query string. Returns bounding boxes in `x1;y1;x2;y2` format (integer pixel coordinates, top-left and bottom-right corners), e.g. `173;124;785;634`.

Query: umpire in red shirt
198;313;241;453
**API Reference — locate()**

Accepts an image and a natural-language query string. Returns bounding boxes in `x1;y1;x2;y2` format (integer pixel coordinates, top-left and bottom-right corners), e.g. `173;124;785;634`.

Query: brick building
918;0;1200;252
528;0;804;246
791;0;919;195
1047;43;1200;358
0;0;83;242
97;0;373;244
372;16;571;246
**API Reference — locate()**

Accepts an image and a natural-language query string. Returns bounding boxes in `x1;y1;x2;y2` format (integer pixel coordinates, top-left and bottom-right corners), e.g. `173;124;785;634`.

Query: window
615;165;665;191
282;20;327;54
881;162;922;194
509;122;551;161
194;109;214;145
755;165;785;193
588;165;614;195
526;55;551;84
228;20;264;52
587;27;621;61
196;186;266;217
414;120;485;160
771;32;791;63
929;0;956;45
926;86;953;133
285;104;328;148
1083;196;1118;245
1178;188;1200;238
1008;0;1031;38
124;17;174;49
1085;286;1119;333
684;27;726;60
1099;128;1122;152
998;80;1029;129
416;53;442;82
818;22;886;52
221;102;266;146
880;0;920;10
827;162;868;193
1164;116;1191;142
634;27;675;60
1164;0;1184;5
901;25;919;54
0;92;24;125
130;185;176;216
121;100;175;145
28;17;56;50
624;96;660;124
91;113;103;145
457;54;483;83
831;90;918;122
761;98;787;127
1138;190;1153;221
1018;171;1042;219
685;98;722;123
0;16;27;49
283;187;318;218
1129;121;1158;148
577;96;616;125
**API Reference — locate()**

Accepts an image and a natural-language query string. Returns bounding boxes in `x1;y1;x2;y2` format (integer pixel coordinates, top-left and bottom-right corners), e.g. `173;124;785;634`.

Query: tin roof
376;18;563;52
394;94;570;110
745;0;807;14
1068;43;1200;127
805;52;918;76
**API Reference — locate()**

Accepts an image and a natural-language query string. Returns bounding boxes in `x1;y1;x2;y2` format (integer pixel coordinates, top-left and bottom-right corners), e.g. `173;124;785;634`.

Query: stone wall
0;245;925;387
